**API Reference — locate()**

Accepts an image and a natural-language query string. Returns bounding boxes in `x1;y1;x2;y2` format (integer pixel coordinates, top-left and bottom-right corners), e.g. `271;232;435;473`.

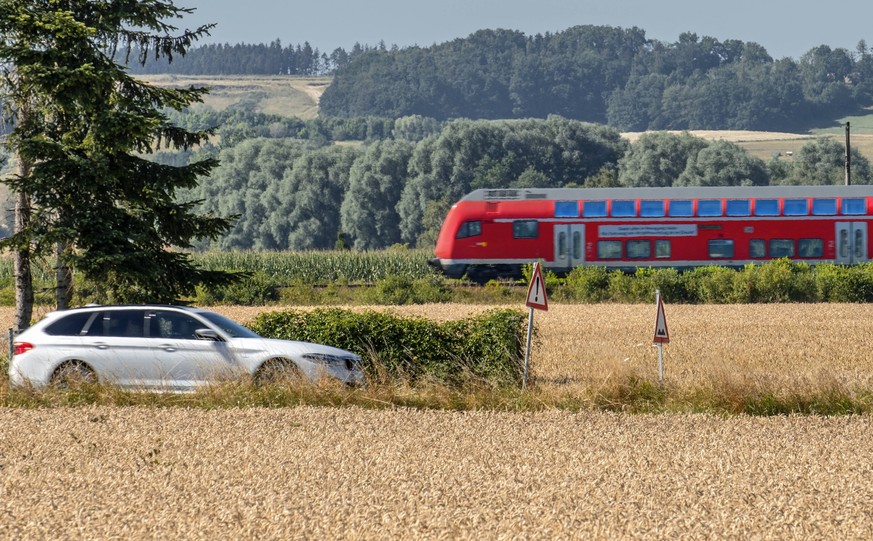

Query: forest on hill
128;24;873;132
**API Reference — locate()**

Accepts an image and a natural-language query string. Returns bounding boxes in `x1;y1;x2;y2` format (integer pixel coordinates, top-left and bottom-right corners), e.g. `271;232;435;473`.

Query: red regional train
428;185;873;281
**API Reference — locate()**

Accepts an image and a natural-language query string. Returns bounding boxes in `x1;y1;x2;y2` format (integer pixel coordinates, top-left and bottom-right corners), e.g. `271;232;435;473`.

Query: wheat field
3;304;873;538
2;407;873;539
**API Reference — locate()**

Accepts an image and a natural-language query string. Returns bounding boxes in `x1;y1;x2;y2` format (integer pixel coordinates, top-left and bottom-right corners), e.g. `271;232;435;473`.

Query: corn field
192;249;433;284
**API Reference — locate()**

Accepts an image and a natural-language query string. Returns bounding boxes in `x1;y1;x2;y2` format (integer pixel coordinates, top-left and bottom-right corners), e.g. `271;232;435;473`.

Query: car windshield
197;311;261;338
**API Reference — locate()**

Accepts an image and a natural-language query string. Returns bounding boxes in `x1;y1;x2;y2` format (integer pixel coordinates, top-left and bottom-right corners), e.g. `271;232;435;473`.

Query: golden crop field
3;303;873;538
2;407;873;539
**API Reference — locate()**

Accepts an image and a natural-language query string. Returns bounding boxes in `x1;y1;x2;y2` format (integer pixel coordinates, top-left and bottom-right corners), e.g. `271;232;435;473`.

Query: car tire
50;360;97;388
254;358;304;386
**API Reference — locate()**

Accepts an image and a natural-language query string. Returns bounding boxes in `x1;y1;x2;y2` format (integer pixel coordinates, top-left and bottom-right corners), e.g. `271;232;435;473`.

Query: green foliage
681;266;742;304
248;308;527;386
0;1;235;307
618;132;708;187
781;137;872;185
194;272;280;306
561;266;610;302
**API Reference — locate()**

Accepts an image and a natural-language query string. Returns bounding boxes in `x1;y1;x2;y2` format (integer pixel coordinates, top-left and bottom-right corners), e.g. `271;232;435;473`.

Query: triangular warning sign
525;262;549;311
653;293;669;344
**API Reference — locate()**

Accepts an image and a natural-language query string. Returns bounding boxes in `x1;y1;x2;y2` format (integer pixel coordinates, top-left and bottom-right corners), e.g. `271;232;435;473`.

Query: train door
553;224;585;271
836;222;868;264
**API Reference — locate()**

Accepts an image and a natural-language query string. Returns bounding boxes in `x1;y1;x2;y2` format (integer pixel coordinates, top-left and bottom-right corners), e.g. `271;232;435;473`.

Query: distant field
139;74;331;119
621;129;873;164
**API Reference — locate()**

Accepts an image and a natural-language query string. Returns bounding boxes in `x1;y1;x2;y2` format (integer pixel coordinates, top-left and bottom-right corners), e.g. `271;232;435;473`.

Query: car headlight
302;353;361;370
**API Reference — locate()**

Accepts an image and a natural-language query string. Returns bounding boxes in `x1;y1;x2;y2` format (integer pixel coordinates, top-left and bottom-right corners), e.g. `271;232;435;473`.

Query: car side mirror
194;328;221;341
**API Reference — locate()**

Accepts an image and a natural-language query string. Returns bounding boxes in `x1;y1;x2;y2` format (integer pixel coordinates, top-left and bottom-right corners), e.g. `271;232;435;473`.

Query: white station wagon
8;305;365;391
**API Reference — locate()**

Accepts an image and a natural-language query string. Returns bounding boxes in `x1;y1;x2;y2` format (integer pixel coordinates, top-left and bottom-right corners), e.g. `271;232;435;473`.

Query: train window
754;199;779;216
698;200;723;217
572;232;582;259
842;198;866;215
583;201;607;217
811;198;837;215
655;240;671;258
554;201;579;218
726;199;751;216
611;200;636;217
597;241;622;259
749;239;766;258
784;199;808;216
557;231;567;259
769;239;795;258
455;221;482;239
799;239;824;258
512;220;539;239
708;239;734;258
640;200;665;217
856;230;864;258
627;240;651;259
668;200;693;217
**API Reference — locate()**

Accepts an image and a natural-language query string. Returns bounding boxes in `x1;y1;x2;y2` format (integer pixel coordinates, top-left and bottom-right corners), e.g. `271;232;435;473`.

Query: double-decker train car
428;185;873;281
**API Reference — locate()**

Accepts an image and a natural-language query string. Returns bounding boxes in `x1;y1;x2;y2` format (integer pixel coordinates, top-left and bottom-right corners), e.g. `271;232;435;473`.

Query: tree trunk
55;241;73;310
13;187;33;332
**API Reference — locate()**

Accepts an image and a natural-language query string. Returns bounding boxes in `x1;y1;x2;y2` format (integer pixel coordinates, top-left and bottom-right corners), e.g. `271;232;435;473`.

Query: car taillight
13;342;34;355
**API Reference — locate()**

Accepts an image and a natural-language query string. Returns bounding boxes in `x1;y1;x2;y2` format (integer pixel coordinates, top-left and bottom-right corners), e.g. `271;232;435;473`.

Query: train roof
461;185;873;202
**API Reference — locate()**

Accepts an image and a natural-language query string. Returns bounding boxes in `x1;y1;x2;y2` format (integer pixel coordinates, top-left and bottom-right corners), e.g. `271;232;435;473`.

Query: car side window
44;312;98;336
103;311;145;338
148;311;202;340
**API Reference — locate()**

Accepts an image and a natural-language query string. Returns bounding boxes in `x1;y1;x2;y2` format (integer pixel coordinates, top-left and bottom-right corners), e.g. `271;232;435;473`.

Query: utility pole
846;121;851;186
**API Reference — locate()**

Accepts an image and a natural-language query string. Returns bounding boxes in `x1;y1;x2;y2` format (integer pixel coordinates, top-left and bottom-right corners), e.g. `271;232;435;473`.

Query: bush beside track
248;308;528;386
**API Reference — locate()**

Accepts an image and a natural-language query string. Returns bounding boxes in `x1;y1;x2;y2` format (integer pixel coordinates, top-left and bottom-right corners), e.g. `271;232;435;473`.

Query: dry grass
4;304;873;538
2;406;872;539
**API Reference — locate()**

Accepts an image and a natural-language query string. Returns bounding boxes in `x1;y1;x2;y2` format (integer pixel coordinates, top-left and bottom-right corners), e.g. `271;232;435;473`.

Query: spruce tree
0;1;234;329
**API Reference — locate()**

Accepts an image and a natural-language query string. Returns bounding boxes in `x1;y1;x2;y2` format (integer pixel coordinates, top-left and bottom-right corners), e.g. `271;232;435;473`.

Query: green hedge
557;260;873;303
248;308;528;386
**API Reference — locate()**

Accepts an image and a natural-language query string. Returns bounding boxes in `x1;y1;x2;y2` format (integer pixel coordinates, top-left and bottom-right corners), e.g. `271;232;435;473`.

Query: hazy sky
180;0;873;60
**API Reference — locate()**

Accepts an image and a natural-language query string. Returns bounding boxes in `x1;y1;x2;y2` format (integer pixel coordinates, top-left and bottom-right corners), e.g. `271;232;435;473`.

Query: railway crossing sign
525;262;549;311
523;261;548;389
653;291;669;344
652;290;669;387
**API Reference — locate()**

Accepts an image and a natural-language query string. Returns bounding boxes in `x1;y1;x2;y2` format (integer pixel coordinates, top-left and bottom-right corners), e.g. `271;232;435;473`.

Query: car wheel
50;360;97;388
254;359;304;386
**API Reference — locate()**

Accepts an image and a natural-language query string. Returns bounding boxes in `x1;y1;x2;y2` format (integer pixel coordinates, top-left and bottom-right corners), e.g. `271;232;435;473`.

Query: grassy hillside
140;74;331;120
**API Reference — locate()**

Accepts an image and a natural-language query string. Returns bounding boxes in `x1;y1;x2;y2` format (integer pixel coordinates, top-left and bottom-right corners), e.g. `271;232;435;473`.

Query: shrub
682;266;738;303
248;308;527;386
195;272;280;305
562;266;609;302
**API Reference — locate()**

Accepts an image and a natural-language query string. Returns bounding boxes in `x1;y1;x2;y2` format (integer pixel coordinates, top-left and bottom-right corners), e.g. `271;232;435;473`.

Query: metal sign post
523;261;548;388
652;289;670;387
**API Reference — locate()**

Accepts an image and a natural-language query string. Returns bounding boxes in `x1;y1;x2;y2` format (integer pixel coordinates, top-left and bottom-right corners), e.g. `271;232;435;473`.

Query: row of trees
319;26;873;132
182;114;870;252
0;1;234;330
123;39;389;76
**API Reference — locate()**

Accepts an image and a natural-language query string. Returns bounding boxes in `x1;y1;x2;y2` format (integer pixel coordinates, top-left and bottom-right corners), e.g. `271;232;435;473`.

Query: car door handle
94;343;109;350
160;344;177;352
